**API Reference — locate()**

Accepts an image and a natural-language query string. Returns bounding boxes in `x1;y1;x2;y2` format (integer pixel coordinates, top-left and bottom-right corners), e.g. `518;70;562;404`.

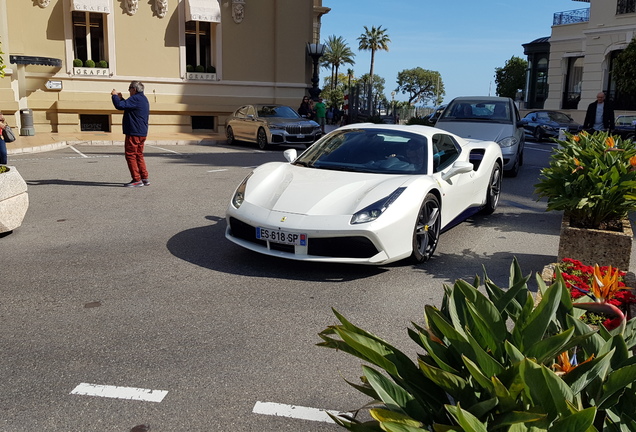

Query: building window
617;0;636;14
186;21;213;71
563;57;583;109
72;11;106;64
192;116;215;130
80;114;110;132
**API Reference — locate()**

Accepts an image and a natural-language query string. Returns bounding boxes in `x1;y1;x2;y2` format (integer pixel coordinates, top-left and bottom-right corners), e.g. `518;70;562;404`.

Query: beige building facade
0;0;330;135
526;0;636;121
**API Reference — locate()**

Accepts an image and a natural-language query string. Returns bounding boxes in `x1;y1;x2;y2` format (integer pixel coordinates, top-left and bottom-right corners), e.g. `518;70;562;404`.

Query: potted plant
97;60;108;68
318;259;636;430
84;59;95;68
535;131;636;269
0;165;29;234
73;58;83;67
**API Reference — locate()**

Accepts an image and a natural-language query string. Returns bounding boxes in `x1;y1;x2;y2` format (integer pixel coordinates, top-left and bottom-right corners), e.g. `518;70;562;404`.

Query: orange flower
630;156;636;167
553;351;595;374
572;157;584;174
573;135;581;142
591;264;621;301
606;136;616;148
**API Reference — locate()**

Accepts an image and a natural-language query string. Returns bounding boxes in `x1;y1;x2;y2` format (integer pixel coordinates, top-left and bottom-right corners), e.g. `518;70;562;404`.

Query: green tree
321;35;355;91
613;37;636;95
357;25;390;113
360;73;386;114
395;67;444;106
494;56;528;99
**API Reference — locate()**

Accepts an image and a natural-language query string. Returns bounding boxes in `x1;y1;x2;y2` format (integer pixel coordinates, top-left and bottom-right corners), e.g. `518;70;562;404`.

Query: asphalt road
0;138;622;431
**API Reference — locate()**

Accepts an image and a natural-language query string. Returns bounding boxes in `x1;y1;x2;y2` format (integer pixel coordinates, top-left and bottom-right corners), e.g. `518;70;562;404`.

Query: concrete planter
0;166;29;233
557;214;633;270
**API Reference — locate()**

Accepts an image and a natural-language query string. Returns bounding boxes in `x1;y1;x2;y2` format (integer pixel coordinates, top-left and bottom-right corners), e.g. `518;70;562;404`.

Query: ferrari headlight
232;172;253;209
497;136;518;148
350;188;406;224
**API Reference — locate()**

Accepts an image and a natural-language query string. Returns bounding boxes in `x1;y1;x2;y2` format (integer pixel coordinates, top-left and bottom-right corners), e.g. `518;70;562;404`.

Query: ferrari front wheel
481;161;502;215
411;193;441;263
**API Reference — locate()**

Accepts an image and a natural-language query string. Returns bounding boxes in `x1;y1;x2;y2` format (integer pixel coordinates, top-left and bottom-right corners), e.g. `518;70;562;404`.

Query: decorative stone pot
0;166;29;233
557;214;633;270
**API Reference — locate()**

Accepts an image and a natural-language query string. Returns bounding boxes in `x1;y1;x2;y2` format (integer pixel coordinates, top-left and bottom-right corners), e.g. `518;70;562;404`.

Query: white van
435;96;524;176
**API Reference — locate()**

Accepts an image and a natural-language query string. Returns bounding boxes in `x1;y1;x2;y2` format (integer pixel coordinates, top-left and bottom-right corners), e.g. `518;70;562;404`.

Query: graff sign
187;73;217;81
73;68;110;76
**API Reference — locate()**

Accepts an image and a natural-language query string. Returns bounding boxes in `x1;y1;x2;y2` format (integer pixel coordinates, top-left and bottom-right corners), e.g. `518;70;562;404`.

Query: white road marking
147;145;182;154
252;401;350;424
70;383;168;403
69;146;88;158
207;169;228;172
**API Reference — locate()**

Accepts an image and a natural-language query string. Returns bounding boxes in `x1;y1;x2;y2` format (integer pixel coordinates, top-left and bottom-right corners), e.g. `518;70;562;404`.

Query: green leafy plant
186;64;194;72
318;259;636;431
73;59;83;67
206;65;216;73
84;59;95;68
0;166;9;174
535;131;636;229
195;65;205;72
97;60;108;68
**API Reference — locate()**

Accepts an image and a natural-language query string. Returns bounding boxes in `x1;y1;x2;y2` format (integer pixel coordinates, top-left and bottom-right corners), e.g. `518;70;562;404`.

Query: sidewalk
6;130;226;156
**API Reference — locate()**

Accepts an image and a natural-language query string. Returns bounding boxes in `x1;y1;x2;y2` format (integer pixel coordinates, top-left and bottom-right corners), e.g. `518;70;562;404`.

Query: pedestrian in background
583;92;615;132
298;96;312;119
0;111;7;165
314;97;326;133
111;81;150;187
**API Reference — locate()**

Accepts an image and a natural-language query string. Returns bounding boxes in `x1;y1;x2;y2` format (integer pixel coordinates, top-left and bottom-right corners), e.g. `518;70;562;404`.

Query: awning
10;56;62;67
70;0;111;13
185;0;221;22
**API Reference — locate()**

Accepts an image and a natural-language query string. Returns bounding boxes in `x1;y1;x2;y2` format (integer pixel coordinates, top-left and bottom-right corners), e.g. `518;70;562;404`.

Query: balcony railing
553;8;590;25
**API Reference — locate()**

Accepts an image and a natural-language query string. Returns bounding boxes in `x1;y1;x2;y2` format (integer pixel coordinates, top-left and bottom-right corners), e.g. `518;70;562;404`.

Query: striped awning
185;0;221;22
70;0;111;13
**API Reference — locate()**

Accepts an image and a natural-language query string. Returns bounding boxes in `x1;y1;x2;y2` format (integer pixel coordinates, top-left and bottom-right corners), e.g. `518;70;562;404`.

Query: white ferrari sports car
225;124;503;265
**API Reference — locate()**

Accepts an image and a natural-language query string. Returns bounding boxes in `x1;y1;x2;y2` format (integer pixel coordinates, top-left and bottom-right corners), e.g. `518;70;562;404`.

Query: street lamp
306;42;325;101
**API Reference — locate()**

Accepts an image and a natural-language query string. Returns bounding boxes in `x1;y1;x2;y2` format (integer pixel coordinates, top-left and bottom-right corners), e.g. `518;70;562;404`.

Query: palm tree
357;25;390;113
321;35;355;91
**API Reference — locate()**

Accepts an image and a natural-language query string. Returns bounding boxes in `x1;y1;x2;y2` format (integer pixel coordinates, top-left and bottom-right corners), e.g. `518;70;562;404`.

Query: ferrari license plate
256;227;307;246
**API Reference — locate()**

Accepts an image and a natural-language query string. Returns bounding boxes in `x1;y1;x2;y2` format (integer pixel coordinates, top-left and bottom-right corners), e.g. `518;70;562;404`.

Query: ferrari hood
246;163;414;216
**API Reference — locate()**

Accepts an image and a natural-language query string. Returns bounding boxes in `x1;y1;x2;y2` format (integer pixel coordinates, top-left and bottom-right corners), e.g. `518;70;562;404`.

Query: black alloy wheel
481;161;502;215
411;193;441;263
257;128;269;150
226;126;235;145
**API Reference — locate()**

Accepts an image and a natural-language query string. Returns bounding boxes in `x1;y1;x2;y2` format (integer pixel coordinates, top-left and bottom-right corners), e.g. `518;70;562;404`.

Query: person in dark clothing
111;81;150;187
583;92;615;132
298;96;312;119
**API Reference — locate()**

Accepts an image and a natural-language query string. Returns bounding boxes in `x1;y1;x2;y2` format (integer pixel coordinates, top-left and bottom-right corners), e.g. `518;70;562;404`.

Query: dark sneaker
142;179;150;186
124;180;143;187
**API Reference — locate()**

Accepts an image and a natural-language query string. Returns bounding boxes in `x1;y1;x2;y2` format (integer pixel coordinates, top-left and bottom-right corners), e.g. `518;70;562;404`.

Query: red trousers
124;135;149;181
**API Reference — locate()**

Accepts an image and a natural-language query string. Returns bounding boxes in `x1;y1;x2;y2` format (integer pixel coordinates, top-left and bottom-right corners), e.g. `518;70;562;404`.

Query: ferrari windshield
294;128;428;175
257;105;300;118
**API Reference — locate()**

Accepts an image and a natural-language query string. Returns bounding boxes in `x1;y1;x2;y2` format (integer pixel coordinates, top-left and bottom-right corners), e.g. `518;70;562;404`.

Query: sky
319;0;586;105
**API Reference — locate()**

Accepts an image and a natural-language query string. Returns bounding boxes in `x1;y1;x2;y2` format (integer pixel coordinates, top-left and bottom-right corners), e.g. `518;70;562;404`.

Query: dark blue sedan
520;110;582;142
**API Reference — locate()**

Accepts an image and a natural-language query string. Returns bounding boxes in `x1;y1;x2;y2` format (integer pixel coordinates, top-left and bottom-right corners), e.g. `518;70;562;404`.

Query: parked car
519;110;583;142
435;96;524;176
225;124;503;265
426;104;447;125
613;115;636;141
225;104;322;149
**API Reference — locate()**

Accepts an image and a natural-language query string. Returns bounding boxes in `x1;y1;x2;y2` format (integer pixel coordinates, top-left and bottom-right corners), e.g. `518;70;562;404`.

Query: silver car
435;96;524;176
225;104;323;149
